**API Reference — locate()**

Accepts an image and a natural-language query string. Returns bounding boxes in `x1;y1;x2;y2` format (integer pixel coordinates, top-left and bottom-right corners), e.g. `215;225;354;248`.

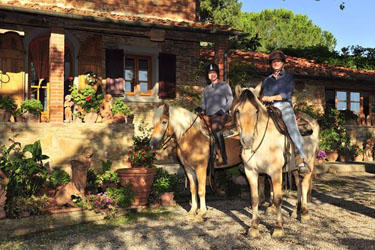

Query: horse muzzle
240;133;254;150
150;137;161;150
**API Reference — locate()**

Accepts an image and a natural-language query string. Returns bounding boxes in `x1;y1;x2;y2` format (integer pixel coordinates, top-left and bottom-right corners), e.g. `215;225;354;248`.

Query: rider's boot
214;131;227;165
296;154;310;176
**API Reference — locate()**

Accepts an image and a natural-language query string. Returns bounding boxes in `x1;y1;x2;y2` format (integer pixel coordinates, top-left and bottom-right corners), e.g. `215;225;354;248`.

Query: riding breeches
273;101;305;158
209;115;228;133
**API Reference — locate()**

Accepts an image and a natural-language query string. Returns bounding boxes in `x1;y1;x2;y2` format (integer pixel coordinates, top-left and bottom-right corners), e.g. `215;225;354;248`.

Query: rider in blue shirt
261;50;310;176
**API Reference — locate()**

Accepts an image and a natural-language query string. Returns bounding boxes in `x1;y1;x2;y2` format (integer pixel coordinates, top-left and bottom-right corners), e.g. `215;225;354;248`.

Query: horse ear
254;81;263;98
235;85;242;98
163;103;169;115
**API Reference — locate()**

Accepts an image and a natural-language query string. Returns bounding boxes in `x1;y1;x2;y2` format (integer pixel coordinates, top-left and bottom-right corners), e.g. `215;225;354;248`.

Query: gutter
0;4;243;36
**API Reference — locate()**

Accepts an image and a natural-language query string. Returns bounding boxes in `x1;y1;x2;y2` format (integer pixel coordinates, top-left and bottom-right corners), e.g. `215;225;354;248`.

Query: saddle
266;106;313;136
199;115;236;137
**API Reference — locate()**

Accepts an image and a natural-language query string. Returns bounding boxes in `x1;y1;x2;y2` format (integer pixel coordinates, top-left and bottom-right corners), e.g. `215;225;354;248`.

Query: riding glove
194;107;204;113
215;110;225;116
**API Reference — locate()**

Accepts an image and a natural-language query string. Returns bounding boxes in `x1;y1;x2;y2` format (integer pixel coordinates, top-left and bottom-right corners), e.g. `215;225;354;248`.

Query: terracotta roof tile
3;3;237;33
228;50;375;81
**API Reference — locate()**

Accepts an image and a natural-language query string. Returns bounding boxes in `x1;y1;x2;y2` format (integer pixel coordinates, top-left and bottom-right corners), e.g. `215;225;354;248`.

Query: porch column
214;37;229;82
49;27;65;123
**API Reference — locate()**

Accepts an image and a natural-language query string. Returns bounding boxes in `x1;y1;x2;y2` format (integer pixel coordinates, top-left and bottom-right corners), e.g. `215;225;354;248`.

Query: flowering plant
317;150;327;159
93;192;119;219
351;145;364;157
85;72;98;85
70;85;103;113
67;76;74;81
128;145;156;168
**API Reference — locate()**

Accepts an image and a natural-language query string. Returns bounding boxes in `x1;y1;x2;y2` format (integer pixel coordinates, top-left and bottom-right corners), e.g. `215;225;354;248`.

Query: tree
237;9;337;52
199;0;243;27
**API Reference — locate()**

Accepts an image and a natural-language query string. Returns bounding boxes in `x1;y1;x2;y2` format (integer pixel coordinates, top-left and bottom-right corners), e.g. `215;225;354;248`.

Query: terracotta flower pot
160;192;174;207
326;150;339;162
0;109;11;122
116;168;157;207
354;154;363;162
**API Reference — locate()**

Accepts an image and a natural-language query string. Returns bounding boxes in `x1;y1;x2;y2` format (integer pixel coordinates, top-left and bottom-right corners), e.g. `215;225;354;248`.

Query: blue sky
241;0;375;52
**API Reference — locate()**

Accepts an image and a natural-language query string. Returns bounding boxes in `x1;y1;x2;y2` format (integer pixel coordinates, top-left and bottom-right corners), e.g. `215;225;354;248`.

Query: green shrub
48;169;71;189
112;98;131;116
106;185;135;208
5;195;49;218
0;139;49;200
20;99;43;115
0;95;17;113
95;160;120;187
152;168;178;195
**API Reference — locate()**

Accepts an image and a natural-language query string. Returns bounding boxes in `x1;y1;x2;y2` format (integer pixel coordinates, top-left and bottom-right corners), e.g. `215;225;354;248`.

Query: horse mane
232;88;260;112
154;105;202;139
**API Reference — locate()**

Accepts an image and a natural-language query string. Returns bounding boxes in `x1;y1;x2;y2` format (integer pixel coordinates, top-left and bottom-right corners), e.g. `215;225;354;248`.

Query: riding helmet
206;63;220;76
268;50;286;63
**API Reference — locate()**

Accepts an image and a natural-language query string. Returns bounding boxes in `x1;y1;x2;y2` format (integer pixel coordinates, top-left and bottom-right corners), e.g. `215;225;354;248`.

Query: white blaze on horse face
237;102;257;150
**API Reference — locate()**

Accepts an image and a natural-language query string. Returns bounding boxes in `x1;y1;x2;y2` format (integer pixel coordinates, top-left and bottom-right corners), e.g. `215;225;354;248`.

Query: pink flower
67;76;74;81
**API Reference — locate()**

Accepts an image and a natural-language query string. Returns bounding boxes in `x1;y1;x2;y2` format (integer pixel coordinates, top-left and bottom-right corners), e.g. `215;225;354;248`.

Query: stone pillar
49;27;65;123
214;37;229;82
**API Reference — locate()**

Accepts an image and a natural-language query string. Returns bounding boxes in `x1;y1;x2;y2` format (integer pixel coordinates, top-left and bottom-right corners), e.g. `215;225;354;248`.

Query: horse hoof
291;210;298;219
249;228;260;239
188;209;197;216
193;214;205;223
272;228;284;238
266;205;277;215
301;213;310;223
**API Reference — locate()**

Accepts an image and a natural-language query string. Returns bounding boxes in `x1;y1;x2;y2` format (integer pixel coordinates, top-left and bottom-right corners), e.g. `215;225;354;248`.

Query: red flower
86;96;91;101
67;76;74;81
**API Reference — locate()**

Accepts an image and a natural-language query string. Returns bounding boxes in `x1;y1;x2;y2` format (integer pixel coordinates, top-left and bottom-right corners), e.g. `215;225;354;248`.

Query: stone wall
0;122;134;173
344;125;375;146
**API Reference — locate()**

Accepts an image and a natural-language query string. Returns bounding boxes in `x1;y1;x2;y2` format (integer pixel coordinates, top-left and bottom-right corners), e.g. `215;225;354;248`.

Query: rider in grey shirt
195;63;233;165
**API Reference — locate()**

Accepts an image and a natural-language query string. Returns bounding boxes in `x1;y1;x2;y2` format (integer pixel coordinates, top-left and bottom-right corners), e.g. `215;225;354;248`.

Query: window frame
124;54;152;96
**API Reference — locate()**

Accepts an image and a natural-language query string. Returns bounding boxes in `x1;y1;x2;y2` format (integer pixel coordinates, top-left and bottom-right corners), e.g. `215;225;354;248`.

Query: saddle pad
267;106;313;136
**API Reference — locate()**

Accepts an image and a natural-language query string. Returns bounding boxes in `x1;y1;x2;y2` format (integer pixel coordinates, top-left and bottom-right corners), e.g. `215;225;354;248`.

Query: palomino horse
150;104;242;218
231;85;319;238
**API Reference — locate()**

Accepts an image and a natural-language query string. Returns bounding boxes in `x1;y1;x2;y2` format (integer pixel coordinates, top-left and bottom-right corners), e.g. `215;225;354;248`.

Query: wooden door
0;32;25;107
78;35;103;90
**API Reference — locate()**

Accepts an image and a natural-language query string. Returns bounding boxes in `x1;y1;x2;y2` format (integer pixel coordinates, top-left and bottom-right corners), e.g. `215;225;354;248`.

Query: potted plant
152;168;178;206
70;85;103;123
43;168;71;197
20;99;43;123
318;108;350;162
0;95;17;122
316;150;327;164
352;144;364;161
112;98;131;123
116;122;157;206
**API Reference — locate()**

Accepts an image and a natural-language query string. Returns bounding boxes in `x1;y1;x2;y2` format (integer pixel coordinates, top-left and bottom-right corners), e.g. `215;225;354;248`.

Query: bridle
158;110;200;149
234;101;271;164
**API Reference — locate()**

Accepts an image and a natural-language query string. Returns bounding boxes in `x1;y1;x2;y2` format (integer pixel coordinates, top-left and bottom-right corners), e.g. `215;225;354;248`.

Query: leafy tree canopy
237;9;337;52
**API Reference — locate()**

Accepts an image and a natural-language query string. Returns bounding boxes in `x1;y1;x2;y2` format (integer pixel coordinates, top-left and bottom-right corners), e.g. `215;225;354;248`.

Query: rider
260;50;310;176
195;63;233;165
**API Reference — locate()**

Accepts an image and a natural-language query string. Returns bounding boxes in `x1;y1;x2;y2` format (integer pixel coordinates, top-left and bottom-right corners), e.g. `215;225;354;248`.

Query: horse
150;104;242;219
231;85;319;238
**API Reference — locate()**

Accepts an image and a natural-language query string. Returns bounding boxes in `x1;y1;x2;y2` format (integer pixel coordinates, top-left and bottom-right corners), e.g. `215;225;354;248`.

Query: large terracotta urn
116;168;157;207
326;150;339;162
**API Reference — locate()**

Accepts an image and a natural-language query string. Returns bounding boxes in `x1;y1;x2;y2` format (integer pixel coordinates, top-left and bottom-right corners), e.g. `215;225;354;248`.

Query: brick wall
49;27;65;122
13;0;197;21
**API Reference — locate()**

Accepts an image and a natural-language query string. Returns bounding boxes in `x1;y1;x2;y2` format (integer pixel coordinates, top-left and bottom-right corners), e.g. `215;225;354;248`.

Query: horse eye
161;120;167;125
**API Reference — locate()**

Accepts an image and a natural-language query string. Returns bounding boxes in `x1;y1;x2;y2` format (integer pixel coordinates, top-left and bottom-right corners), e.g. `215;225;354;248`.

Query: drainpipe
224;51;228;82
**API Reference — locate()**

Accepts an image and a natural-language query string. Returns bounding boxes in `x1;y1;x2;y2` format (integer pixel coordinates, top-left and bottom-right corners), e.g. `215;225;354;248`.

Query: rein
245;111;270;164
160;112;200;149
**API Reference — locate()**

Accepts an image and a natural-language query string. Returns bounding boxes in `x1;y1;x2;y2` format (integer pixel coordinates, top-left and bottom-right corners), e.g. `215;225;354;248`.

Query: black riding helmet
206;63;220;76
269;50;286;64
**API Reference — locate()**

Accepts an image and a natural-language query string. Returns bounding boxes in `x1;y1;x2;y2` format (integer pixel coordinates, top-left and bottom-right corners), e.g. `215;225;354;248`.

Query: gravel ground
1;172;374;250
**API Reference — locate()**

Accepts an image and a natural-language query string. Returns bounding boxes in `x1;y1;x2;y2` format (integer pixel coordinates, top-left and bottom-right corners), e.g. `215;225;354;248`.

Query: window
325;89;362;116
125;55;152;96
